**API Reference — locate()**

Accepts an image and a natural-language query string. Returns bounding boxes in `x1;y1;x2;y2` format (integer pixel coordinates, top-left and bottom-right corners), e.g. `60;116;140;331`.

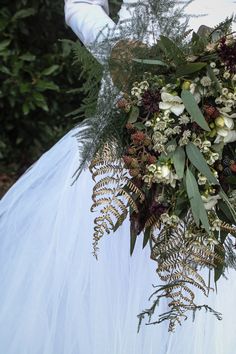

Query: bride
0;0;235;353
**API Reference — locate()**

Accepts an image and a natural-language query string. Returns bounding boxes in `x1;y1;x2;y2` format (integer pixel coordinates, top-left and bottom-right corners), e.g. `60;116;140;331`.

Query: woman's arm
64;0;115;46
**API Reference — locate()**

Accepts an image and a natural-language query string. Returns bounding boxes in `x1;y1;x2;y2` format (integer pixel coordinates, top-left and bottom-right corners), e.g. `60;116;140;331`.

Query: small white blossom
202;194;221;210
207;152;219;165
200;76;212;87
147;164;157;173
201;140;211;153
198;173;207;185
213;68;220;75
211;218;222;232
179;114;190;125
153;165;178;188
215;96;223;105
223;71;231;79
166;144;176;153
222;87;229;96
210;62;216;68
145;120;152;127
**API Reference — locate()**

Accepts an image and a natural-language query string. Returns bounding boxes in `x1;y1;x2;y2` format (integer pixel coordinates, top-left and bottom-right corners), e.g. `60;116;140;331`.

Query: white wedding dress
0;1;235;353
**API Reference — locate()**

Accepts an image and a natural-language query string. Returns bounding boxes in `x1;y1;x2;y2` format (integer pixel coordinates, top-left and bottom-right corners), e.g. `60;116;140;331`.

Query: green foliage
0;1;82;175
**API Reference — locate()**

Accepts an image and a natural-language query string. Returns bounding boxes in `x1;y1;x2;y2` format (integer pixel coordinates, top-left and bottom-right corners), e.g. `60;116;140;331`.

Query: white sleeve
64;0;115;46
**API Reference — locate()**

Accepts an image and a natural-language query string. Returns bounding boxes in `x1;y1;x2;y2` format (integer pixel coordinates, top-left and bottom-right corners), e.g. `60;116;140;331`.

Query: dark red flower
141;89;161;114
218;37;236;74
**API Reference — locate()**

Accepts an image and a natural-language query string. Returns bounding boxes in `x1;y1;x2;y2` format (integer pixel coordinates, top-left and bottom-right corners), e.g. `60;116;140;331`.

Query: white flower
202;194;221;210
223;71;231;79
153;165;178;188
200;76;212;87
179;114;190;125
222;87;229;96
215;96;223;105
232;74;236;81
198;173;207;185
213;68;220;75
207;152;219;165
210;62;216;68
145;120;152;127
159;92;185;116
147;164;157;173
143;174;153;185
214;111;236;143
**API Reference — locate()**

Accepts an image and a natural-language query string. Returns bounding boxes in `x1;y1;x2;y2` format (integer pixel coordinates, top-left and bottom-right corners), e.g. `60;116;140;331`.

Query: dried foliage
138;213;224;331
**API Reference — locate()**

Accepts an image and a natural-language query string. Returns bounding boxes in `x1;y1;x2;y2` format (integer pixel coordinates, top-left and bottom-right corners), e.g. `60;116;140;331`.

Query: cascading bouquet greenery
73;0;236;332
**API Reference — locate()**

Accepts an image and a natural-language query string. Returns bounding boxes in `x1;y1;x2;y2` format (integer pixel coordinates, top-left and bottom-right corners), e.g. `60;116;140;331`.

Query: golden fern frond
145;215;159;229
125;180;145;202
138;212;222;331
117;188;139;212
91;165;123;180
221;222;236;235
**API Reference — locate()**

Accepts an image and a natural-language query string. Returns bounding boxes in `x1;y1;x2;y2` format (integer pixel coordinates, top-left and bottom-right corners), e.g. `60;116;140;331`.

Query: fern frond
138;212;223;331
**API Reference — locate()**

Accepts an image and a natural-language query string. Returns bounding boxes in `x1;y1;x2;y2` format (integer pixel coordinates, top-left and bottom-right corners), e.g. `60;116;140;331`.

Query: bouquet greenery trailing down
74;0;236;332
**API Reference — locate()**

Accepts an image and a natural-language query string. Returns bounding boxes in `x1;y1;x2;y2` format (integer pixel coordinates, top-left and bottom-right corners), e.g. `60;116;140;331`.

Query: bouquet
74;2;236;331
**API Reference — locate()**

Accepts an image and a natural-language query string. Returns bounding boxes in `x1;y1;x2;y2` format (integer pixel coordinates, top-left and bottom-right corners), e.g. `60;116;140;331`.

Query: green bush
0;0;122;178
0;1;82;175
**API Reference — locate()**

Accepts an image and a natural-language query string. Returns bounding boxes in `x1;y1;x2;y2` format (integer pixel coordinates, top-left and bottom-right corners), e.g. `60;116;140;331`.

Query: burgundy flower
141;89;161;114
218;37;236;74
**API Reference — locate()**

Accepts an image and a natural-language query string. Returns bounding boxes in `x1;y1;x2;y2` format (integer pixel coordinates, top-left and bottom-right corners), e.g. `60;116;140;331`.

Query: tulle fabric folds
0;127;236;354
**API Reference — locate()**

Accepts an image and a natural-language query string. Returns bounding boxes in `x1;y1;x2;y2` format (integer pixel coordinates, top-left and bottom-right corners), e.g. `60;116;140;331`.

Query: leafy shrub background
0;0;121;196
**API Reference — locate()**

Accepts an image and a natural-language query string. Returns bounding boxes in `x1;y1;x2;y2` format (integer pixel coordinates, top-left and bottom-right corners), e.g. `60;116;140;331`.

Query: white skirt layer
0;127;236;354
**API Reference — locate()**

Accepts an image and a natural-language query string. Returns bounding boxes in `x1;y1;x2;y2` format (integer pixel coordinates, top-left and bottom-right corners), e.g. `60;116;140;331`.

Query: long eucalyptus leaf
186;168;210;232
133;58;168;66
173;146;185;179
143;227;151;249
186;143;219;185
219;189;236;224
181;90;210;131
176;62;207;77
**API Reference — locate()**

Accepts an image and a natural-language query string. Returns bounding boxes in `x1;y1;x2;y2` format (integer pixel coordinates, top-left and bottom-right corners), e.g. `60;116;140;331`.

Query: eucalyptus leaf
181;90;210;131
186;168;210;232
219;190;236;223
176;62;207;77
186;143;219;185
173;146;185;179
143;227;151;249
133;58;168;67
130;227;138;256
128;106;139;123
134;122;146;130
218;200;234;224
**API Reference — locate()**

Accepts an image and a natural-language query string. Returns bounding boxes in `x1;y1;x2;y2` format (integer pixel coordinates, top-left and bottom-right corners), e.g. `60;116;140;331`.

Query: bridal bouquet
74;3;236;331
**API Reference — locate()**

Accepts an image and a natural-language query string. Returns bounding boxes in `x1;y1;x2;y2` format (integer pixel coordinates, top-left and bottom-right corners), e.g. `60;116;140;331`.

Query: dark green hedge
0;0;121;178
0;1;83;176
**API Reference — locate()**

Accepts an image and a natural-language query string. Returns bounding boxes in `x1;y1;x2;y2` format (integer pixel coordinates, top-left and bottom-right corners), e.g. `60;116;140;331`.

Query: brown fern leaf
221;222;236;235
138;212;223;331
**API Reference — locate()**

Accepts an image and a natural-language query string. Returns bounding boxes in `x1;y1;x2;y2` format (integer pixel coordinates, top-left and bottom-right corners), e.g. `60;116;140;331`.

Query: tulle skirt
0;127;236;354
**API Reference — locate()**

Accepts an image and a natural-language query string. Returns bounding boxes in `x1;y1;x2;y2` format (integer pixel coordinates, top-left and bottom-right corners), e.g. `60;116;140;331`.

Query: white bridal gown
0;1;236;353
